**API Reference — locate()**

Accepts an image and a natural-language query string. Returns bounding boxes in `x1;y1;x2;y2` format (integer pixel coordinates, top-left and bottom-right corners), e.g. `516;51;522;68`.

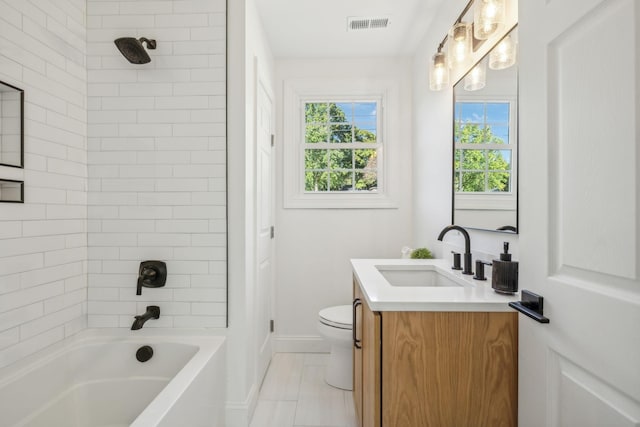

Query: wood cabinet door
353;279;363;426
382;311;517;427
361;294;381;427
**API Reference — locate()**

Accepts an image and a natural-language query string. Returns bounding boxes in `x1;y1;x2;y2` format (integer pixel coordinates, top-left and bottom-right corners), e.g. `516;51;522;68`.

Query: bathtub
0;329;226;427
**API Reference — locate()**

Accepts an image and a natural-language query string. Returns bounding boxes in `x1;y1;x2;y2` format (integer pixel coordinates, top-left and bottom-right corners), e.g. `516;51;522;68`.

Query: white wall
227;0;275;424
274;58;414;351
0;0;88;369
412;0;519;263
86;0;227;328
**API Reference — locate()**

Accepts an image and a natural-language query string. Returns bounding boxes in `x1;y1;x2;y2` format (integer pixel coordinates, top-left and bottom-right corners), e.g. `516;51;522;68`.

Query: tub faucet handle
136;261;167;296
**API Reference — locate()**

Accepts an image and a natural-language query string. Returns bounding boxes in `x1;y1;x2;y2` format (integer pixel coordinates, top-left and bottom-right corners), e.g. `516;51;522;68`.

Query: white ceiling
253;0;445;59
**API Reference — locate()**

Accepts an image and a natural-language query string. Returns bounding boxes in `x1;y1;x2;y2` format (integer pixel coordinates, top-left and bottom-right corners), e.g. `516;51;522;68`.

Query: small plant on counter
410;247;434;259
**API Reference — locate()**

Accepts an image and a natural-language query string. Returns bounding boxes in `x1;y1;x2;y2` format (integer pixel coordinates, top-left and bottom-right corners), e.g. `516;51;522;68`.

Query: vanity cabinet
353;283;381;427
352;276;518;427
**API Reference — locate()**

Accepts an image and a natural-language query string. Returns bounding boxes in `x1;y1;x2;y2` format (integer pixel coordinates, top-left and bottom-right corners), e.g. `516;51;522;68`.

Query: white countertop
351;258;520;312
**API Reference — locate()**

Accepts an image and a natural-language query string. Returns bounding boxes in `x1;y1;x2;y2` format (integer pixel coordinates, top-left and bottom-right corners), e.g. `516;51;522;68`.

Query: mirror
453;27;518;233
0;80;24;168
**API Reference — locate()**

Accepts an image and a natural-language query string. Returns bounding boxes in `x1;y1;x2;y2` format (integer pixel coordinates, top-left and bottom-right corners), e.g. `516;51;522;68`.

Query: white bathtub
0;329;226;427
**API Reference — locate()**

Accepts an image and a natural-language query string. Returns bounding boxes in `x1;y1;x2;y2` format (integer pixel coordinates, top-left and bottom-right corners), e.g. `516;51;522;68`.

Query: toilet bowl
317;305;353;390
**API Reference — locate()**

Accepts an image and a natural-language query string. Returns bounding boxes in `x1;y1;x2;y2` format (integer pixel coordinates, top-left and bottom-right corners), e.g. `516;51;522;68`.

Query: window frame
283;79;398;209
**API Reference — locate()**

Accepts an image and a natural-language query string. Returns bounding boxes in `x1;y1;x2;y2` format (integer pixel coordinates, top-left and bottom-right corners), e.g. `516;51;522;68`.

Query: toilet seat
319;305;352;330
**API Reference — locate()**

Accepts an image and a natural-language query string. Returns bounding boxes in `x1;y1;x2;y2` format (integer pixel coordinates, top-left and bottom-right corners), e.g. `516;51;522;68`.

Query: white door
256;78;275;383
518;0;640;425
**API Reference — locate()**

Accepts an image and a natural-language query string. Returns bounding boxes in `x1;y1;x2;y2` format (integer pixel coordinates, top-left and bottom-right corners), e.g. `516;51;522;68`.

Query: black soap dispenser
492;242;518;294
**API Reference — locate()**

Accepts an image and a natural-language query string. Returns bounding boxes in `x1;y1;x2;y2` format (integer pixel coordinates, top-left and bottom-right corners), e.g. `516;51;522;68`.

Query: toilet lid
319;305;353;329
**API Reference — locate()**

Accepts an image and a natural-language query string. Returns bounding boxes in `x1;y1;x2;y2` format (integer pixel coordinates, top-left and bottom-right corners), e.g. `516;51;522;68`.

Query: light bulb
464;60;486;91
429;51;450;91
474;0;505;40
448;22;472;69
489;34;516;70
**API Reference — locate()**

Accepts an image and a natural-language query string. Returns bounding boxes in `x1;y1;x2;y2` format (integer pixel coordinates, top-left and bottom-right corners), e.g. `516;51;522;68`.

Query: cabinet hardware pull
353;298;362;349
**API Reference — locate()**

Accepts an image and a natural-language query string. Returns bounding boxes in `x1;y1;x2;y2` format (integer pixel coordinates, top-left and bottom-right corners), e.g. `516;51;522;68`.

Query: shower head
114;37;157;64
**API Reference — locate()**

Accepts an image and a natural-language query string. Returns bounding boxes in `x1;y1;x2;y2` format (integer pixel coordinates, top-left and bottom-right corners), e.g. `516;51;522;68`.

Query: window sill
284;192;398;209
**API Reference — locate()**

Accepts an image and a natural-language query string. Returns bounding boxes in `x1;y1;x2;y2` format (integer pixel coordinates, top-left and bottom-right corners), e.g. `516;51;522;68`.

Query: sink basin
375;265;462;287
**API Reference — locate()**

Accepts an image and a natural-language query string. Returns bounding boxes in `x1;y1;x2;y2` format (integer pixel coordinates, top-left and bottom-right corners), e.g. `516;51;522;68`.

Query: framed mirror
0;80;24;168
452;27;518;233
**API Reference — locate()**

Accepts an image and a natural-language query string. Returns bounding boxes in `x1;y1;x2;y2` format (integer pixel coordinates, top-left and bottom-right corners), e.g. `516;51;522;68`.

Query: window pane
459;103;484;124
488;172;511;192
489;150;511;170
305;171;328;191
305;124;328;143
457;123;486;144
478;126;497;143
354;121;376;142
329;172;353;191
454;149;462;169
454;123;463;143
454;172;461;192
355;171;377;191
305;149;328;169
486;103;509;123
305;103;328;123
460;149;486;170
460;171;485;192
489;125;509;144
353;102;376;119
330;103;351;123
354;149;377;169
329;149;353;169
330;124;352;143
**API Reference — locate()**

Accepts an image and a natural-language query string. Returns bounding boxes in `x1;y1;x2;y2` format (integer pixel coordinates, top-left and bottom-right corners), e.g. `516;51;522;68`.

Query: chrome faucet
131;305;160;330
438;225;473;275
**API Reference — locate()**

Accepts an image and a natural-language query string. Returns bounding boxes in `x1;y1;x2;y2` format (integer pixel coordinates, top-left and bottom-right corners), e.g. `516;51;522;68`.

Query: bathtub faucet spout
131;305;160;330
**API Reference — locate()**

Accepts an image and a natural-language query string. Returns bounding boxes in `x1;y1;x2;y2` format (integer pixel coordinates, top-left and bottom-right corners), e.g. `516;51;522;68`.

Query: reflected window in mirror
454;100;514;193
0;80;24;168
453;27;518;233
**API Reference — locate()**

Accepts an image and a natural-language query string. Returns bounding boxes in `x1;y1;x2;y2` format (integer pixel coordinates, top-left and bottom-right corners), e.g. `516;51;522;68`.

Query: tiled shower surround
0;0;88;368
0;0;227;368
86;0;227;328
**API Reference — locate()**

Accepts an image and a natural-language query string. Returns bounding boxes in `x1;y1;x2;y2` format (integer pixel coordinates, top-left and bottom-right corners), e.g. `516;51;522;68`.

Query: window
454;100;515;194
303;101;379;192
283;78;399;209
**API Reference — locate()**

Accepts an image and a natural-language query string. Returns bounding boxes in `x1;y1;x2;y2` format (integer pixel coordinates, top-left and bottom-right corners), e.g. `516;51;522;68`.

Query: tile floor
249;353;358;427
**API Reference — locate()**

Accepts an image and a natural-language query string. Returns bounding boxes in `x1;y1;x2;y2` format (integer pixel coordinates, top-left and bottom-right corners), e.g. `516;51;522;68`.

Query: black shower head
114;37;157;64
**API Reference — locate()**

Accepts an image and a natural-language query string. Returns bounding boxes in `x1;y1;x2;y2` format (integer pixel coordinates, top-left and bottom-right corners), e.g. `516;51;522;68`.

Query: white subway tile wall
86;0;227;328
0;0;88;368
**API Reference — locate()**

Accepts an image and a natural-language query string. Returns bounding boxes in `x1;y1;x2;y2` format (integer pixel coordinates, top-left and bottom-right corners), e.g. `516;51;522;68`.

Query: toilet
317;305;353;390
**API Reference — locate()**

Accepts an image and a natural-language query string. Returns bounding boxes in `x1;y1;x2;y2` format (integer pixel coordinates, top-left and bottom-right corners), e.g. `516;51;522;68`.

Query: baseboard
274;335;331;353
225;382;259;427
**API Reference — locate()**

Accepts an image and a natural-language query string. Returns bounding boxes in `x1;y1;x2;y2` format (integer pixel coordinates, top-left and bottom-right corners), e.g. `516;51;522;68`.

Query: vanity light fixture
489;33;516;70
464;59;486;91
448;22;472;69
429;50;450;91
473;0;505;40
428;0;513;91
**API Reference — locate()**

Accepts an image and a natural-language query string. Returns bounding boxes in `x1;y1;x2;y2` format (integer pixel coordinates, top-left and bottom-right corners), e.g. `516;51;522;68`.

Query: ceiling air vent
347;16;390;32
